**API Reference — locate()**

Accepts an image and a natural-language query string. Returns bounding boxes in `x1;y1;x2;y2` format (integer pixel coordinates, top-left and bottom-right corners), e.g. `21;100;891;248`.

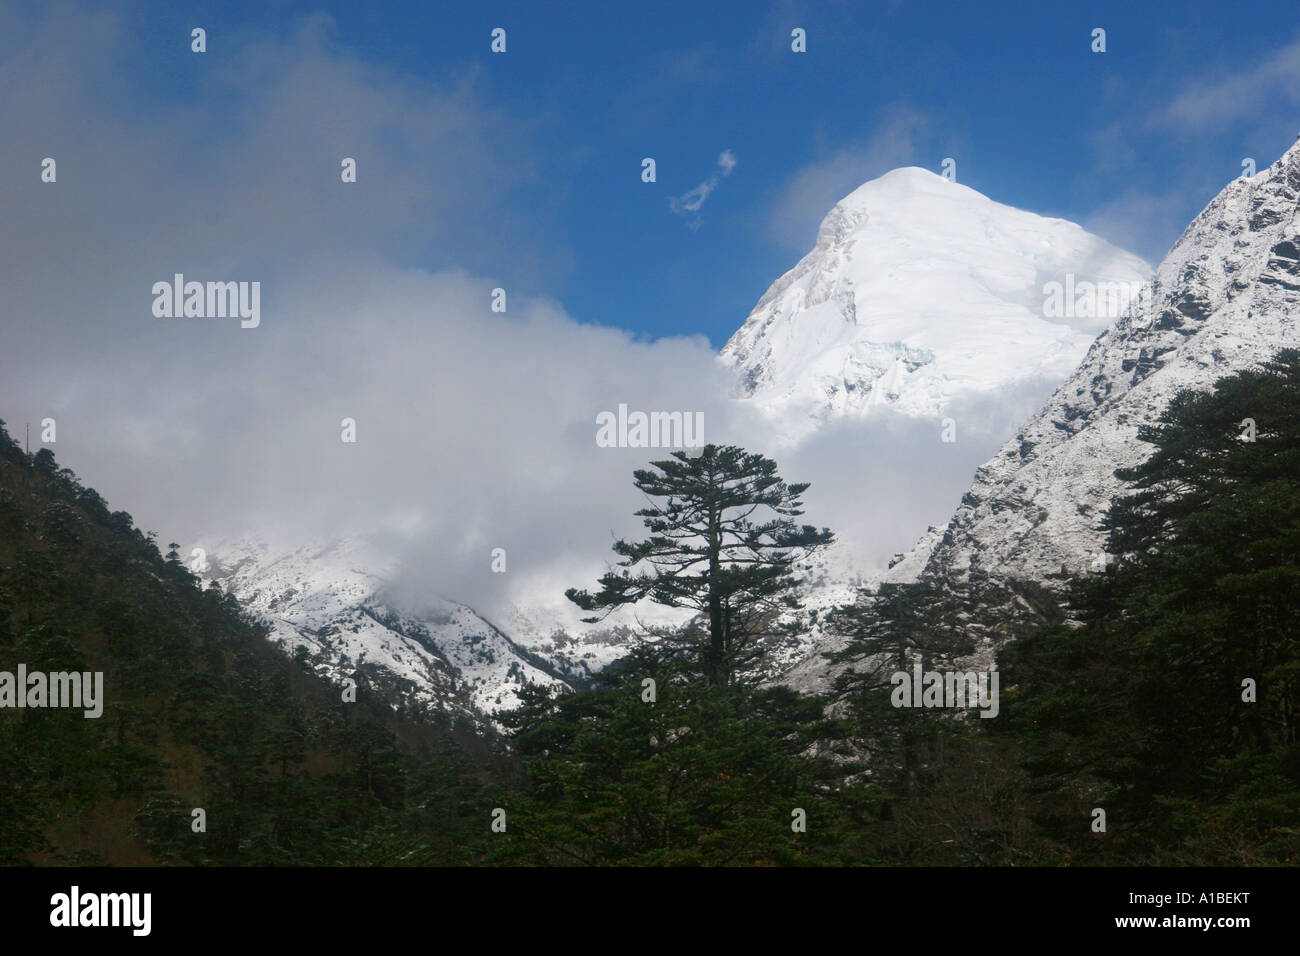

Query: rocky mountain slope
205;537;578;725
783;139;1300;691
903;141;1300;588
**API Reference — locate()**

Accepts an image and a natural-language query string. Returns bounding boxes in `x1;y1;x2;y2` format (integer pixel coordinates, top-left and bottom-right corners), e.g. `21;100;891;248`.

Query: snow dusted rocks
892;140;1300;594
204;537;571;726
720;167;1151;441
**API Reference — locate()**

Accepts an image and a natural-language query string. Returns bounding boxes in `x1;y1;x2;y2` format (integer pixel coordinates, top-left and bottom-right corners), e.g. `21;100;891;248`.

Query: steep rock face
898;142;1300;590
721;167;1151;440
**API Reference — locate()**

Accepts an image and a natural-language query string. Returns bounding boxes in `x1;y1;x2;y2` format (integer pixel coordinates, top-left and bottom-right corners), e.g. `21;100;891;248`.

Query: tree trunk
706;481;724;686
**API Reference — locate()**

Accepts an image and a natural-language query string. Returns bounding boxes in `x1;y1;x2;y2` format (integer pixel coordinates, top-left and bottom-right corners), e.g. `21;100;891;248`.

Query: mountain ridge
907;138;1300;588
781;138;1300;691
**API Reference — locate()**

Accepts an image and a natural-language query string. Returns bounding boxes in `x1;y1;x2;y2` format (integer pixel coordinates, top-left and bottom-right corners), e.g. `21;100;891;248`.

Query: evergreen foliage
567;444;833;686
493;646;860;865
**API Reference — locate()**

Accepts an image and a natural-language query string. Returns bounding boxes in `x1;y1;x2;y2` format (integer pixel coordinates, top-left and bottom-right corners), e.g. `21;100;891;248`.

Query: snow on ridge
203;535;570;723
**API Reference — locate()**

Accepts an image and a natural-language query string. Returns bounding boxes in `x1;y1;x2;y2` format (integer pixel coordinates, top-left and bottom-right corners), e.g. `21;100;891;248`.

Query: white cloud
670;149;737;229
1156;37;1300;132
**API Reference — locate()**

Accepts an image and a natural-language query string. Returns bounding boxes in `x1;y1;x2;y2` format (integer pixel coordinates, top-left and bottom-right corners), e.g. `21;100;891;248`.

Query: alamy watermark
890;662;999;718
1042;275;1142;320
152;274;260;328
595;404;704;448
0;665;103;718
50;886;150;936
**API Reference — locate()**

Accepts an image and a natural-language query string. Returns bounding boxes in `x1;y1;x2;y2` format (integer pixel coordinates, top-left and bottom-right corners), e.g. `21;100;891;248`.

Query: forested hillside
0;421;507;865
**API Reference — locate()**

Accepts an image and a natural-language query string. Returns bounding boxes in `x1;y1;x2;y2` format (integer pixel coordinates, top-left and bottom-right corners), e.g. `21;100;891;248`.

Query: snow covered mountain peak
721;167;1152;439
811;166;956;241
825;165;1001;220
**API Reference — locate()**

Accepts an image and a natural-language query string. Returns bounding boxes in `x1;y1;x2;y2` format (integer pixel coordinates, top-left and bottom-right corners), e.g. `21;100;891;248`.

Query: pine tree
824;581;969;797
566;444;833;686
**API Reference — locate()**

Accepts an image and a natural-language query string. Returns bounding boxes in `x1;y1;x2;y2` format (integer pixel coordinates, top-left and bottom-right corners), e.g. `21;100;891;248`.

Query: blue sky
16;0;1300;348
